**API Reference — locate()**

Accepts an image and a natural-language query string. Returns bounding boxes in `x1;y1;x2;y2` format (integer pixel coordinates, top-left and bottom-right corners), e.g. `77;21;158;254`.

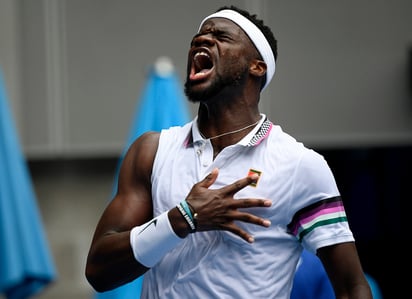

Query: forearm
335;281;373;299
85;230;147;292
86;210;188;292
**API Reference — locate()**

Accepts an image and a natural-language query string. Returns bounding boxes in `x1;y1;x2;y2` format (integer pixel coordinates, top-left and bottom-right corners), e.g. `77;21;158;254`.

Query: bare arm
318;242;373;299
85;132;159;291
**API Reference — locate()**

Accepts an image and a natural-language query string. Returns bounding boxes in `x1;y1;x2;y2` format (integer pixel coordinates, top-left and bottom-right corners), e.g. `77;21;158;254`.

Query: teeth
194;52;210;58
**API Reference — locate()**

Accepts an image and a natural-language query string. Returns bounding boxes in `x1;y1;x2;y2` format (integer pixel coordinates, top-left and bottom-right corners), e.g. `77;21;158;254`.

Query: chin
184;81;207;103
184;75;229;103
184;89;205;103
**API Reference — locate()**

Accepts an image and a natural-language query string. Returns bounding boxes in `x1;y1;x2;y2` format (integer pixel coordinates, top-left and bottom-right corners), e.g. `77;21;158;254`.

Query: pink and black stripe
287;196;348;242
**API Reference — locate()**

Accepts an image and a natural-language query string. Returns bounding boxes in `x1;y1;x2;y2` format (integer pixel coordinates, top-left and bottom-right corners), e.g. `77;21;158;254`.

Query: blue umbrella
0;69;57;298
96;57;191;299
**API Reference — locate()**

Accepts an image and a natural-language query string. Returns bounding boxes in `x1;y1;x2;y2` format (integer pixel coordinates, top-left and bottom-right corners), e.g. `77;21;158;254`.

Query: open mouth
190;50;214;81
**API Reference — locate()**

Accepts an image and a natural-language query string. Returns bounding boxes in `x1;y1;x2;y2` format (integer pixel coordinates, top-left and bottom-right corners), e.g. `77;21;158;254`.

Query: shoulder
129;131;161;158
122;131;161;181
156;122;193;151
159;122;192;140
266;124;322;169
267;124;306;155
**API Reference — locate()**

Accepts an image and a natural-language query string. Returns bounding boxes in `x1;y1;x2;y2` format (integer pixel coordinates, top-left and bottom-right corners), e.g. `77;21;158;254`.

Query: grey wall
1;0;411;159
1;0;411;298
267;1;412;148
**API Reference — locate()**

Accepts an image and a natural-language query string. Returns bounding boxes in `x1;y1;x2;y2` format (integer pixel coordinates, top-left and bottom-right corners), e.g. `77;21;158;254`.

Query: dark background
319;145;410;298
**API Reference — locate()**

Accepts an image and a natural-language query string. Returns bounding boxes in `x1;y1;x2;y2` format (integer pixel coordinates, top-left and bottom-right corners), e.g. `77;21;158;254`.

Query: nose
192;33;215;48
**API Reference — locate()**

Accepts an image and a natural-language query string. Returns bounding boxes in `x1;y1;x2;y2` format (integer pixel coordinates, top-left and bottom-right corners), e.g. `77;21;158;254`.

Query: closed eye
214;30;233;41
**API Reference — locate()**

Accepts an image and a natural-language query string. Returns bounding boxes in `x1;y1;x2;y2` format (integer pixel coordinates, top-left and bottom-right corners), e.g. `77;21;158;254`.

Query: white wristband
130;211;183;268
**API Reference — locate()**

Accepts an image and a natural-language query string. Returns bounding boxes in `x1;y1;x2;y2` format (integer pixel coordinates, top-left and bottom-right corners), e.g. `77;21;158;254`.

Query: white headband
198;9;275;91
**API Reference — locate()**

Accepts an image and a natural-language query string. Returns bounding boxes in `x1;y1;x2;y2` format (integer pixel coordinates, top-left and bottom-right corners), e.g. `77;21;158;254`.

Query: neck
199;117;261;141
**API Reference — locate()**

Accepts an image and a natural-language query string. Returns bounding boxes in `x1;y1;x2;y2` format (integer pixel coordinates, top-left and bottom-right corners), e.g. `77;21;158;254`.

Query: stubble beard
184;66;248;104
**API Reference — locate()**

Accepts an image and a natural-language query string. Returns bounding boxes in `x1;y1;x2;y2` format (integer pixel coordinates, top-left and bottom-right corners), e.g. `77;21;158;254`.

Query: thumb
201;168;219;188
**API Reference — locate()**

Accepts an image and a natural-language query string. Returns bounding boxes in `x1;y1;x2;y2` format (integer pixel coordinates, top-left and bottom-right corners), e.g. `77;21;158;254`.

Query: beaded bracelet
180;200;193;220
186;201;198;227
177;202;196;232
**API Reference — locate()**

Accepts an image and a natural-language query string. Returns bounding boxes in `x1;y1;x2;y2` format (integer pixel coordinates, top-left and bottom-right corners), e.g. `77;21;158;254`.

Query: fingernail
248;236;255;243
263;220;271;227
249;173;258;180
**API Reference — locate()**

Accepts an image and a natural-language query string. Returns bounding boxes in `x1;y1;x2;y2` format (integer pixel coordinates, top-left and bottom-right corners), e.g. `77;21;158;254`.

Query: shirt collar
189;114;272;147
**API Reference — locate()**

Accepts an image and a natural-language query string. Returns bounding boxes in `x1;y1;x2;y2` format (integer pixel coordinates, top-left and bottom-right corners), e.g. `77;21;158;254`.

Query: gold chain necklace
200;119;260;140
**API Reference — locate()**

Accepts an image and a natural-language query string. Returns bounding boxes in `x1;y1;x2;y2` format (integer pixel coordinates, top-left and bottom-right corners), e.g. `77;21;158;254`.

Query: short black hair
216;5;278;61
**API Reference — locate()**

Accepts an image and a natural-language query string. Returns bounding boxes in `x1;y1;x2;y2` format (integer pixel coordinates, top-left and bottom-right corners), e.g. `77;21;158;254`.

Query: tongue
190;70;210;80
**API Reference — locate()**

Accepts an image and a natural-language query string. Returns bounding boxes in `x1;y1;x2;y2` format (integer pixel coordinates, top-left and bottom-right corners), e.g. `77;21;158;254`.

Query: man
86;5;372;298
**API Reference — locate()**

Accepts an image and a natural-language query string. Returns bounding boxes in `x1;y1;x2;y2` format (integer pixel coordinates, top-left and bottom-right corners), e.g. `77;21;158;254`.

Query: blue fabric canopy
124;60;191;151
95;58;190;299
0;69;57;298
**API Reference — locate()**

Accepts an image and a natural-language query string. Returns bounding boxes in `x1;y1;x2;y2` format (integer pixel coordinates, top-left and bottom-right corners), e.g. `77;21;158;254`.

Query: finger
220;223;256;243
200;168;219;188
231;198;272;209
228;211;272;227
223;174;259;195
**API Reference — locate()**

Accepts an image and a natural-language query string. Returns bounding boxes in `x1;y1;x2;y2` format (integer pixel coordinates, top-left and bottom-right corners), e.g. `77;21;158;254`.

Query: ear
250;59;267;79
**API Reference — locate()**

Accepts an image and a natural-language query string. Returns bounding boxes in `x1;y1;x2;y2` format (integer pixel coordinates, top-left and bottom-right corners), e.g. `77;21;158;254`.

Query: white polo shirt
140;114;354;299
